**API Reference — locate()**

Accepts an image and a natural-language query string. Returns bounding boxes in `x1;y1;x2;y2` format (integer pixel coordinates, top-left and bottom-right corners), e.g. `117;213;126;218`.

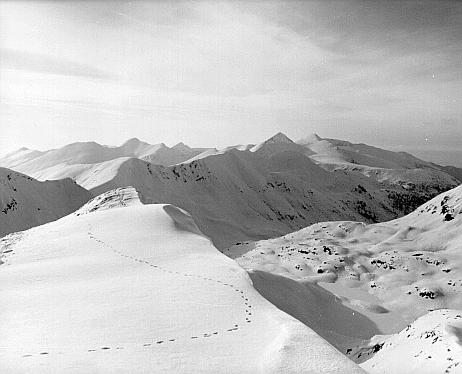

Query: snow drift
0;187;365;373
236;183;462;371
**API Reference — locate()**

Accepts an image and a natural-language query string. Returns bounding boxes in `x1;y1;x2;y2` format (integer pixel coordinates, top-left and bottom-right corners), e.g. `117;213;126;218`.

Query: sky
0;0;461;161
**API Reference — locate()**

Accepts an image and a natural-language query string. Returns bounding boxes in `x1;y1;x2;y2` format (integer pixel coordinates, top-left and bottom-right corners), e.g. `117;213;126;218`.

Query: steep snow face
359;310;462;374
0;167;91;238
89;149;426;249
0;189;365;373
247;270;383;353
236;184;462;340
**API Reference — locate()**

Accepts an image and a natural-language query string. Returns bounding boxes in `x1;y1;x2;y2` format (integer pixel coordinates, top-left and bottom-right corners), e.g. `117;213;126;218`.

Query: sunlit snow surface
235;184;462;373
0;188;364;373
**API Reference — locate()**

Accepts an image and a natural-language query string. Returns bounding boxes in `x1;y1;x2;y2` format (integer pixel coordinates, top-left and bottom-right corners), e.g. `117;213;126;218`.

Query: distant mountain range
0;133;460;246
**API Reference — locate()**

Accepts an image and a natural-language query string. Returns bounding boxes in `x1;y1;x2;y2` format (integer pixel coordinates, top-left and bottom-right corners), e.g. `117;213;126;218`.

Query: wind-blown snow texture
0;187;365;373
359;309;462;373
1;134;462;373
235;184;462;373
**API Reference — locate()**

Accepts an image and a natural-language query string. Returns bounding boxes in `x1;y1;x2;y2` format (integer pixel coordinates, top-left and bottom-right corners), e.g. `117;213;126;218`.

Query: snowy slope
236;184;462;354
0;187;365;373
359;309;462;374
0;167;91;238
68;134;456;250
297;134;460;195
89;148;431;249
1;134;458;213
2;134;459;248
297;134;432;169
250;132;311;157
142;142;203;165
0;138;202;186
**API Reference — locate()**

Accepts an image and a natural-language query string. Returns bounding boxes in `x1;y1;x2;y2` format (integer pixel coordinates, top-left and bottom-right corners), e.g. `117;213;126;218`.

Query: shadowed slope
0;167;91;237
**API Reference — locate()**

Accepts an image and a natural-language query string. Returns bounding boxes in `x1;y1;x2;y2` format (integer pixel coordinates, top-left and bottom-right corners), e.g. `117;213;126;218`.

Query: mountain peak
123;137;143;146
172;142;192;153
297;133;323;145
265;132;294;144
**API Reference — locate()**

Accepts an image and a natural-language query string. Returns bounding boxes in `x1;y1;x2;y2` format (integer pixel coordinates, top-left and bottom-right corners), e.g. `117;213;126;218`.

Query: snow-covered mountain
234;183;462;372
3;133;459;197
1;132;461;373
0;167;91;238
86;147;448;249
297;134;460;197
297;134;433;169
0;138;205;188
0;187;365;373
1;133;459;249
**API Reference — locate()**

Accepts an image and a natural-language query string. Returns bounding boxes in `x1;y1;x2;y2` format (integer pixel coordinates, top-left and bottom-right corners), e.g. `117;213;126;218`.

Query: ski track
19;227;254;358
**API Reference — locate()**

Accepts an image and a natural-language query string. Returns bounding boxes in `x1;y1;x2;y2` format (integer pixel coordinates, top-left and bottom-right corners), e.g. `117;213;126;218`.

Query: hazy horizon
1;1;461;164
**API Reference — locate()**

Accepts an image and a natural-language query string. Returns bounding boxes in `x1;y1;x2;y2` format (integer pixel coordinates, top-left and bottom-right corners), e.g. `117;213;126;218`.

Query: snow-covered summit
172;142;193;154
264;132;294;145
297;133;323;145
249;132;310;157
0;139;203;188
250;132;294;152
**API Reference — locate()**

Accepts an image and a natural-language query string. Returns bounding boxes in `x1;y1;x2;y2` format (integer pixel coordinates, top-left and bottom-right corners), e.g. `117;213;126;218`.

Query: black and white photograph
0;1;461;373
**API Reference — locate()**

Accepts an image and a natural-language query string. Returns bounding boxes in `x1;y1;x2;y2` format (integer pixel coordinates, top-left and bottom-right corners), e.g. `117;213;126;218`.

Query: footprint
40;352;49;355
22;354;32;358
156;341;164;344
101;347;110;350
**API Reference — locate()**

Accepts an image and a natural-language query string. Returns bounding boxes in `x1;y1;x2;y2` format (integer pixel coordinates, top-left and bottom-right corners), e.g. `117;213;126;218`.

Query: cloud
1;48;115;80
0;1;461;153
